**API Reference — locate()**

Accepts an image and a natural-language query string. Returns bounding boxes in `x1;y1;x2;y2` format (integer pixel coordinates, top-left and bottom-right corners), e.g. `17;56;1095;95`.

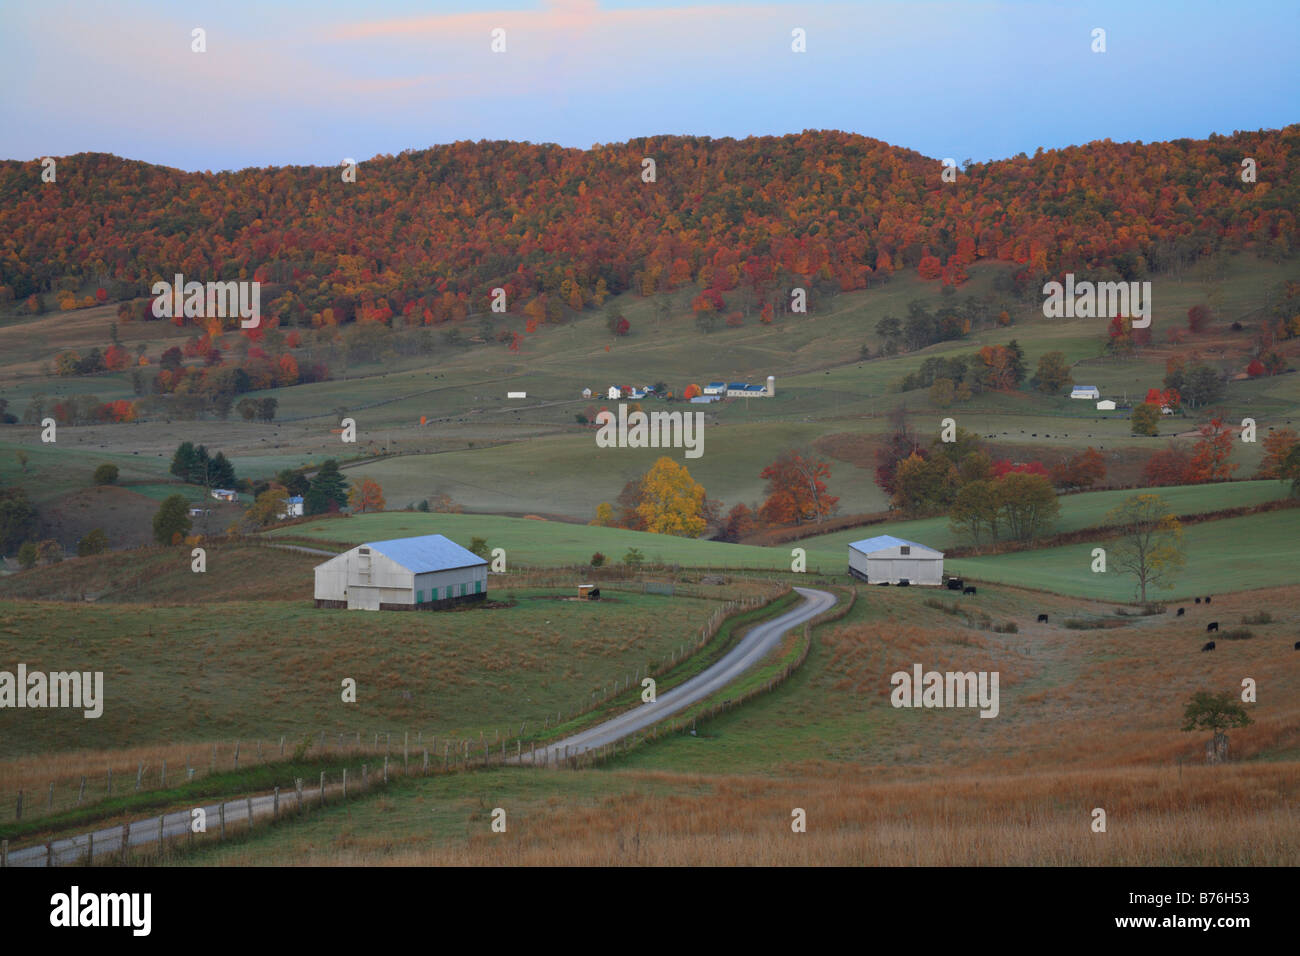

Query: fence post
423;749;429;775
362;763;368;787
211;744;216;772
383;755;389;784
78;776;85;805
280;736;285;757
161;759;166;789
444;743;449;771
320;771;326;806
121;822;131;862
47;782;54;811
274;786;280;818
157;814;164;855
246;796;253;830
15;790;22;821
233;741;239;770
219;804;225;840
404;731;409;767
107;767;112;795
256;740;262;761
295;778;304;814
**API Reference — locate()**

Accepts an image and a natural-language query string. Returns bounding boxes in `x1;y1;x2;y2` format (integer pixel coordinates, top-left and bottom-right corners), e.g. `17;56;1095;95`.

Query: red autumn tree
917;255;943;280
1143;444;1193;486
1050;447;1106;490
1246;358;1265;378
1187;305;1211;333
1257;427;1298;478
1187;417;1238;483
758;450;839;526
683;383;702;399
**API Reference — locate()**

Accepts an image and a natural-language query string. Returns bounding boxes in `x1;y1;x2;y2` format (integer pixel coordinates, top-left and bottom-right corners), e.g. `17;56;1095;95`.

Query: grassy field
178;578;1300;865
792;479;1294;557
958;508;1300;601
0;584;727;763
266;479;1295;580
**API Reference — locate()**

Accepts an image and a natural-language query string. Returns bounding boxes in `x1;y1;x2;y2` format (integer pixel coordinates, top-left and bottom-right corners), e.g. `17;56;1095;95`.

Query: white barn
847;535;943;586
1070;385;1100;400
314;534;488;611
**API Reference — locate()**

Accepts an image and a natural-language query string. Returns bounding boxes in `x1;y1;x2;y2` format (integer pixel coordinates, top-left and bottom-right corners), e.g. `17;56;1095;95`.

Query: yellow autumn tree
589;502;616;527
634;456;709;537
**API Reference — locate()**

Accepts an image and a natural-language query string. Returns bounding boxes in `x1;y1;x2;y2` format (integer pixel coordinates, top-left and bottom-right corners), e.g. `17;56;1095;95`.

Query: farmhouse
314;534;488;611
210;488;237;502
279;495;304;519
1070;385;1100;400
847;535;943;586
606;386;620;400
581;387;593;398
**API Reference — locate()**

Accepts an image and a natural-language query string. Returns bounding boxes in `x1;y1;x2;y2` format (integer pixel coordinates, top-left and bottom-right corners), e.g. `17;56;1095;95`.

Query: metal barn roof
848;535;942;556
364;534;487;573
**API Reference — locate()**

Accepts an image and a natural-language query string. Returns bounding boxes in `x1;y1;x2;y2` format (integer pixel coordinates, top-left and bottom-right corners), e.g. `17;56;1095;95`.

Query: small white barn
702;382;726;395
279;495;304;519
211;488;237;502
1096;399;1116;411
581;387;593;398
314;534;488;611
848;535;943;586
606;386;620;400
1070;385;1100;400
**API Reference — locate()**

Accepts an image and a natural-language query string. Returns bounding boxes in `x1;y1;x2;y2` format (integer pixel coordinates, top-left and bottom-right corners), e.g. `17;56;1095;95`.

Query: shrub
93;463;119;485
992;621;1018;633
1241;611;1272;625
1064;618;1108;630
17;541;37;569
1219;628;1254;641
76;528;109;556
590;551;606;567
622;547;644;568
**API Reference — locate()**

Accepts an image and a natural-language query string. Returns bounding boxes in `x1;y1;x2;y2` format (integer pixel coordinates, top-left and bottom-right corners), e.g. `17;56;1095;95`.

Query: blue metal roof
727;382;748;389
848;535;940;555
365;534;487;572
288;496;303;503
706;381;725;387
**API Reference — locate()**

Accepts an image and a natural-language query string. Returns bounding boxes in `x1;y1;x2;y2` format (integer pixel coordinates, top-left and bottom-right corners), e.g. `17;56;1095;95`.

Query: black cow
1206;622;1219;633
1205;596;1212;604
1195;597;1202;604
1176;607;1185;616
1201;641;1216;652
963;586;977;595
589;588;600;600
1037;614;1048;623
898;579;911;587
1294;641;1300;651
947;578;964;591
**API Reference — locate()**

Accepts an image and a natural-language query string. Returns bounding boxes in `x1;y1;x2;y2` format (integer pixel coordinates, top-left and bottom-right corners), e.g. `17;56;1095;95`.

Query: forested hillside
2;127;1297;330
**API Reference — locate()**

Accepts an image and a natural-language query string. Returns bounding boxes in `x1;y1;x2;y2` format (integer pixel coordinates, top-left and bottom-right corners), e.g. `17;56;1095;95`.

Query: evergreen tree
305;459;348;515
210;451;236;488
170;441;198;480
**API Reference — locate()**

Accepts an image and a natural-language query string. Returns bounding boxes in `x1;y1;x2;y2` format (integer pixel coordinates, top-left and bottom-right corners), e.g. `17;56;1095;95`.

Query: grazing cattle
963;586;977;595
1294;641;1300;651
947;578;964;591
1176;608;1185;616
898;579;911;587
1201;641;1216;652
1195;597;1202;604
589;588;600;600
1206;622;1219;633
1037;614;1048;623
1205;596;1212;604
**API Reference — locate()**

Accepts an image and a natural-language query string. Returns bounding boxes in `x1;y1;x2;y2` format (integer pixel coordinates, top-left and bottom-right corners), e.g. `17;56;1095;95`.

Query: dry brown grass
208;763;1299;866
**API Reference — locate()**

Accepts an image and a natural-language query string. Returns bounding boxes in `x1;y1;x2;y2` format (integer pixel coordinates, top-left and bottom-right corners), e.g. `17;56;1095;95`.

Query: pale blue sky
1;0;1296;171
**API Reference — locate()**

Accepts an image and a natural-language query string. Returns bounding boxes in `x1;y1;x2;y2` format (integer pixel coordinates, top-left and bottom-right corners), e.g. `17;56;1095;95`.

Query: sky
2;0;1297;172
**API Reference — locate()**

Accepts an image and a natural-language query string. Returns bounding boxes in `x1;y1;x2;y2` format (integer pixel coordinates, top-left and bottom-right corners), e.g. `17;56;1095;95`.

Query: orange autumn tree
758;450;838;526
1256;427;1298;479
347;478;386;514
1187;418;1238;483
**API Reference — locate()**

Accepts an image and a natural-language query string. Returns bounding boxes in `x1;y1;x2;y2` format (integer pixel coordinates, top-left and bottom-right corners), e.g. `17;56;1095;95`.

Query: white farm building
847;535;943;586
314;534;488;611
